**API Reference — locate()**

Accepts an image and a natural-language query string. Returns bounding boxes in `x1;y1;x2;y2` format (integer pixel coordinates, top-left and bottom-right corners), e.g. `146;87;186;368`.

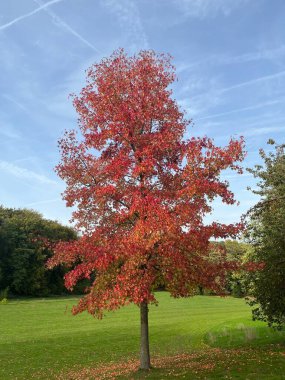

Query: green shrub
0;287;9;301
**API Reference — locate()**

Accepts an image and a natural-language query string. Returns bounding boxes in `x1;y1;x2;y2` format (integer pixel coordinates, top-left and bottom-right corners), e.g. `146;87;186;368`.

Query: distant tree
0;207;76;296
246;140;285;328
48;49;245;369
224;240;250;297
196;240;251;297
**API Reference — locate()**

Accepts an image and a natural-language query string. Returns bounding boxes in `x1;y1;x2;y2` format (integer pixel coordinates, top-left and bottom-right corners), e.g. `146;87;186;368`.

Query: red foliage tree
48;49;245;369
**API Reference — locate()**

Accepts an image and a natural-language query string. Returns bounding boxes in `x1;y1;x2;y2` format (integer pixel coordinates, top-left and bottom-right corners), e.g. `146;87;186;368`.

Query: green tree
224;240;250;297
246;140;285;328
0;207;76;296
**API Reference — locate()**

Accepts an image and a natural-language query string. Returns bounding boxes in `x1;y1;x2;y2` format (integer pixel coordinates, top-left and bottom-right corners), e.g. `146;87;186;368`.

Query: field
0;293;285;379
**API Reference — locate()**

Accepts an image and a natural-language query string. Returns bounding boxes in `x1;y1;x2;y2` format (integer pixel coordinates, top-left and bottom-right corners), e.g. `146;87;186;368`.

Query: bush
0;287;9;301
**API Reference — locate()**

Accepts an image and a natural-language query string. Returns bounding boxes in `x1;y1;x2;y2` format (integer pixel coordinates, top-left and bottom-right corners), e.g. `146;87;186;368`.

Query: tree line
0;206;250;299
0;207;78;297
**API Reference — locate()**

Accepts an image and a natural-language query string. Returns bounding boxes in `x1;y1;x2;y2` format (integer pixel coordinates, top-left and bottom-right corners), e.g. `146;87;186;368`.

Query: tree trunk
198;285;204;295
140;301;151;370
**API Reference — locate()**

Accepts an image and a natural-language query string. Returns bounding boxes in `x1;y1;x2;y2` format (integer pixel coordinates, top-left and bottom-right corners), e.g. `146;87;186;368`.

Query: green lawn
0;293;284;379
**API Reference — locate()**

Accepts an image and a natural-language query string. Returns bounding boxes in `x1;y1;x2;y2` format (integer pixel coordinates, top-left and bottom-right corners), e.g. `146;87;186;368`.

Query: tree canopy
246;140;285;328
48;49;245;368
0;206;76;296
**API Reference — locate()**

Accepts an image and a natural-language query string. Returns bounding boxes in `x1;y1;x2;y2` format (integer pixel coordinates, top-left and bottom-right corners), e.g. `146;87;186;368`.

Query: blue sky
0;0;284;227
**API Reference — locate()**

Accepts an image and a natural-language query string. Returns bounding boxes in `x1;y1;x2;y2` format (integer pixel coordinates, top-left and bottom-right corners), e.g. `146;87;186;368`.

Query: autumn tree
48;50;245;369
245;140;285;329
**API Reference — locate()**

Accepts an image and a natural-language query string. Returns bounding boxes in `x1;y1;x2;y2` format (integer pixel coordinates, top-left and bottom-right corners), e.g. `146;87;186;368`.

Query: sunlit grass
0;293;284;379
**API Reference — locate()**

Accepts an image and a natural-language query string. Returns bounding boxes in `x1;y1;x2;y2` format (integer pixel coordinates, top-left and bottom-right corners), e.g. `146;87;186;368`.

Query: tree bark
140;301;151;370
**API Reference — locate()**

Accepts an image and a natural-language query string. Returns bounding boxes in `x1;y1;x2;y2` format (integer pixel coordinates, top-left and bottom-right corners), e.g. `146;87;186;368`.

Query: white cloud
0;160;58;185
101;0;148;50
175;0;248;19
215;45;285;65
190;70;285;110
242;125;285;137
222;172;252;180
181;69;285;119
199;114;285;137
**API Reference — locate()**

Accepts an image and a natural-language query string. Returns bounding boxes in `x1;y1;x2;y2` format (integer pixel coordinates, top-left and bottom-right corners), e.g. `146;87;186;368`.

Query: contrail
0;160;58;185
0;0;65;31
221;70;285;93
25;198;61;207
196;98;285;121
34;0;101;53
177;45;285;73
192;70;285;104
2;94;29;113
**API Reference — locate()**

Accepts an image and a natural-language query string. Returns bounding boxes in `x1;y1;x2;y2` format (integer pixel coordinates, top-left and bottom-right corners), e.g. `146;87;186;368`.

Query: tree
246;140;285;329
224;240;251;297
48;49;245;369
0;207;76;296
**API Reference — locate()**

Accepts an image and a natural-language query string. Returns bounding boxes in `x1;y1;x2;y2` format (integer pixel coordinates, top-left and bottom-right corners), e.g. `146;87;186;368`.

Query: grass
0;293;284;379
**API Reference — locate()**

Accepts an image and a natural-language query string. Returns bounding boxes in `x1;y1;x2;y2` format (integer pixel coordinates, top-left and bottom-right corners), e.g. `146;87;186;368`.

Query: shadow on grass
204;324;285;349
51;344;285;380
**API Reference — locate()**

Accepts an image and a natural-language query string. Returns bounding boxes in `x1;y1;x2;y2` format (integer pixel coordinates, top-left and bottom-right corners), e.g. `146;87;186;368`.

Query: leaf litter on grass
48;345;285;380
